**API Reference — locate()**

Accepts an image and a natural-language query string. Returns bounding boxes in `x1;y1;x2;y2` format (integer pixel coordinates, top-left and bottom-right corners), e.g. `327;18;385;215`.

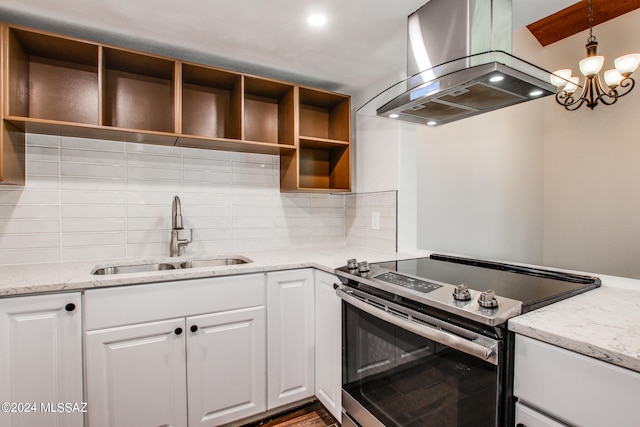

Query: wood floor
244;401;338;427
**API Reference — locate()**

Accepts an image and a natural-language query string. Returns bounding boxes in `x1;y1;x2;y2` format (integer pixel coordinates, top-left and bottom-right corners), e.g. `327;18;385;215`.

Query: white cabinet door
267;269;315;409
85;318;188;427
314;270;342;421
187;306;266;426
0;293;83;427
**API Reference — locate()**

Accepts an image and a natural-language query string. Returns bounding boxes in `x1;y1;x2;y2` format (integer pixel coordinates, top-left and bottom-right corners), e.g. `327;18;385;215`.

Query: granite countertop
508;275;640;374
2;246;639;374
0;246;427;297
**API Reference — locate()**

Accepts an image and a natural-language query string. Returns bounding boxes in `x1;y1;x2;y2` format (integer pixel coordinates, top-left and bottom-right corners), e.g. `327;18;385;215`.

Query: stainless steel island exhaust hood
361;0;556;126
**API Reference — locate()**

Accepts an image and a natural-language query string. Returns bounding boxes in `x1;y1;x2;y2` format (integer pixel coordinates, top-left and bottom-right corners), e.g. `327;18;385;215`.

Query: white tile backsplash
0;134;397;265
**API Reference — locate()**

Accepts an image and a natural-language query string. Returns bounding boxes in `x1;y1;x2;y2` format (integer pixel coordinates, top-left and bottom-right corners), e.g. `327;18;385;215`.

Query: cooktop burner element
335;253;601;326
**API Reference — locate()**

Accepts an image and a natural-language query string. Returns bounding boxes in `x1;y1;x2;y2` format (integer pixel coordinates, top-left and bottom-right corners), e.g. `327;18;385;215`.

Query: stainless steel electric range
335;253;600;427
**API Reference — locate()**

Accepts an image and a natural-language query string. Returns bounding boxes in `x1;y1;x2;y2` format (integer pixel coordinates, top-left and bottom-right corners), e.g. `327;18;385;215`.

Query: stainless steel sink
91;256;252;275
178;256;252;269
91;263;178;275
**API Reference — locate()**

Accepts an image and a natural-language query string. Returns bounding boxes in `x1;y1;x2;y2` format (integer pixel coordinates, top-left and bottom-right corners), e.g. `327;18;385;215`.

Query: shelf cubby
298;139;350;191
244;76;294;145
298;87;350;142
181;63;242;140
102;47;175;133
6;28;99;125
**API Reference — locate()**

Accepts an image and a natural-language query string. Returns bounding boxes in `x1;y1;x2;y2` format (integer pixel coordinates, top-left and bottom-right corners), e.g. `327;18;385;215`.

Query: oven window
343;303;500;427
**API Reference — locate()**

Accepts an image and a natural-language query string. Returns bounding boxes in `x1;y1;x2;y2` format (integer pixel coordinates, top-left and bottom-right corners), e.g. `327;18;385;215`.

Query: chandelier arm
616;77;636;97
556;90;587;111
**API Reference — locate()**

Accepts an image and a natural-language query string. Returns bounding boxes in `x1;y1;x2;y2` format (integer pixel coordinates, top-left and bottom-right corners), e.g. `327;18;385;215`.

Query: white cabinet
85;274;266;427
0;293;83;427
266;269;315;409
314;269;342;421
514;334;640;427
515;402;566;427
187;307;266;426
85;318;188;427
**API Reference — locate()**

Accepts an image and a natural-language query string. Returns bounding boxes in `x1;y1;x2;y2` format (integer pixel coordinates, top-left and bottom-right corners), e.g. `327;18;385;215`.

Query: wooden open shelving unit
0;24;351;192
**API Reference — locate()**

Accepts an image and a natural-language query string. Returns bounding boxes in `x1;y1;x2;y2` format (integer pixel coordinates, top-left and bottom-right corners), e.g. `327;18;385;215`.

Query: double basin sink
91;256;251;275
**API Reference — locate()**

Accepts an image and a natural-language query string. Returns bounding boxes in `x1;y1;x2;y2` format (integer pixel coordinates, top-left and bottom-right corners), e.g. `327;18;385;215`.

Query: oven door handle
337;288;499;365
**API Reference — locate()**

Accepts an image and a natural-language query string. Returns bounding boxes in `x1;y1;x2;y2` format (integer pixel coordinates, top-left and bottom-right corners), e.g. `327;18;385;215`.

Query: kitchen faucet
170;195;192;257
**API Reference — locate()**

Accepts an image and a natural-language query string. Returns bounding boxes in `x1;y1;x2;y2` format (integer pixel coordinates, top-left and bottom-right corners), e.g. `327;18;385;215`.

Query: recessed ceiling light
427;120;437;126
489;75;504;83
308;14;327;26
389;113;399;119
529;89;544;97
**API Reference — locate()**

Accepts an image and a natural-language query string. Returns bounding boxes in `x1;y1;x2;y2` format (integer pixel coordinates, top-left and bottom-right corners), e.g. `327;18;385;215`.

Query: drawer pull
190;325;198;333
174;327;183;335
65;303;76;312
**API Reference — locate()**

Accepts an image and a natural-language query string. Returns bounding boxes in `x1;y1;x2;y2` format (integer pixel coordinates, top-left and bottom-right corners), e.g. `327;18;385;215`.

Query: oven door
338;287;503;427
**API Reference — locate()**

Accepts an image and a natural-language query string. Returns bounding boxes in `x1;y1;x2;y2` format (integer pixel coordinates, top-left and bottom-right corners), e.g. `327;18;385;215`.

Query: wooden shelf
244;76;295;145
182;64;242;139
1;24;351;192
102;47;175;132
6;27;99;125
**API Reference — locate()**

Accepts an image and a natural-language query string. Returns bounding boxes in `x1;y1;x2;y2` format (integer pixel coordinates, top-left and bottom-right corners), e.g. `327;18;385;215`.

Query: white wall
541;9;640;278
413;28;546;264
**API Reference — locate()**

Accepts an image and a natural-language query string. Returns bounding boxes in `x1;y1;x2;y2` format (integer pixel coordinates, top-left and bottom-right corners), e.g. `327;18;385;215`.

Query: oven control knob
478;289;499;308
358;261;370;273
453;284;471;301
347;258;358;270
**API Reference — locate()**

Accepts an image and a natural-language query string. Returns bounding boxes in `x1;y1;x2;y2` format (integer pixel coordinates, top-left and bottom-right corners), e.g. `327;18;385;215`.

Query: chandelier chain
588;0;595;42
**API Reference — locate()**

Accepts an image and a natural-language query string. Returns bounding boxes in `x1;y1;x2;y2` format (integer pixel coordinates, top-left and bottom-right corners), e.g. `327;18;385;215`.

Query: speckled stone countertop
0;246;427;297
508;274;640;374
2;247;639;374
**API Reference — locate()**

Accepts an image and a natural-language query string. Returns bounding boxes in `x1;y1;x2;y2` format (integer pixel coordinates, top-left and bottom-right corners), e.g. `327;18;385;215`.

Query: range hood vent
359;0;556;126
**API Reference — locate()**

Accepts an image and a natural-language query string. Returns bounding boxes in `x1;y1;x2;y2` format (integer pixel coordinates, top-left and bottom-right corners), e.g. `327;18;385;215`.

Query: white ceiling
0;0;578;102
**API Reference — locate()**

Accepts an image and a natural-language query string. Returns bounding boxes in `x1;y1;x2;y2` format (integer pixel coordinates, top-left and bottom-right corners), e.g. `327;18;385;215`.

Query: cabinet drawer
85;274;264;330
515;402;567;427
514;335;640;427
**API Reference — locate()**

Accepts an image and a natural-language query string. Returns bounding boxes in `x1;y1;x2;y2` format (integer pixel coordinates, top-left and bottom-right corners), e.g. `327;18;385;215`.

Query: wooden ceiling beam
527;0;640;47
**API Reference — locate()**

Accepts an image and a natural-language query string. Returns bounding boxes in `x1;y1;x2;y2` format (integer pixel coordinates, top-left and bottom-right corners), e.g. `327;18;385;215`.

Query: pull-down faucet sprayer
170;195;192;257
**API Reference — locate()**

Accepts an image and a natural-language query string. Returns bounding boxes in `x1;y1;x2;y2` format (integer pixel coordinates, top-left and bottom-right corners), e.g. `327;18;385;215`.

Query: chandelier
550;0;639;110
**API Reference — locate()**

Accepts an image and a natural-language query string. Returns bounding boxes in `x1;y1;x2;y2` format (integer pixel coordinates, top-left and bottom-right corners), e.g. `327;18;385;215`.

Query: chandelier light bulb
579;55;604;77
614;53;640;77
550;69;572;87
564;77;580;94
604;69;624;88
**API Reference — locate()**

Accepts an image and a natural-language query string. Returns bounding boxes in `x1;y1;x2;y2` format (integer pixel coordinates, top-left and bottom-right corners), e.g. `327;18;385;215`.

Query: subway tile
126;179;182;193
61;162;126;179
127;230;167;245
27;134;60;148
232;238;274;251
61;176;125;191
126;243;169;258
233;227;274;240
61;245;126;262
180;193;232;207
0;205;59;220
61;204;126;219
126;141;178;156
188;217;232;229
182;157;231;171
0;233;60;249
183;169;232;184
62;218;126;233
126;152;182;169
61;148;125;165
232;206;275;218
27;146;60;162
232;172;276;186
126;165;182;181
231;152;276;164
25;175;60;190
0;248;60;265
233;216;274;228
0;219;60;234
61;136;124;152
62;232;126;247
27;160;60;176
0;190;59;206
127;217;170;232
126;191;177;206
61;190;125;205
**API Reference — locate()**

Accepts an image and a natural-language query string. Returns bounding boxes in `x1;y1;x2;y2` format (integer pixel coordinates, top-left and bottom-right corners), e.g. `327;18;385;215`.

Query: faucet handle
179;229;193;246
176;229;193;257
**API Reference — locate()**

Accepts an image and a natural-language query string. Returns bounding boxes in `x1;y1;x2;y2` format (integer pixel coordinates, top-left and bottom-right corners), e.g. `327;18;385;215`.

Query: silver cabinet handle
337;288;499;365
